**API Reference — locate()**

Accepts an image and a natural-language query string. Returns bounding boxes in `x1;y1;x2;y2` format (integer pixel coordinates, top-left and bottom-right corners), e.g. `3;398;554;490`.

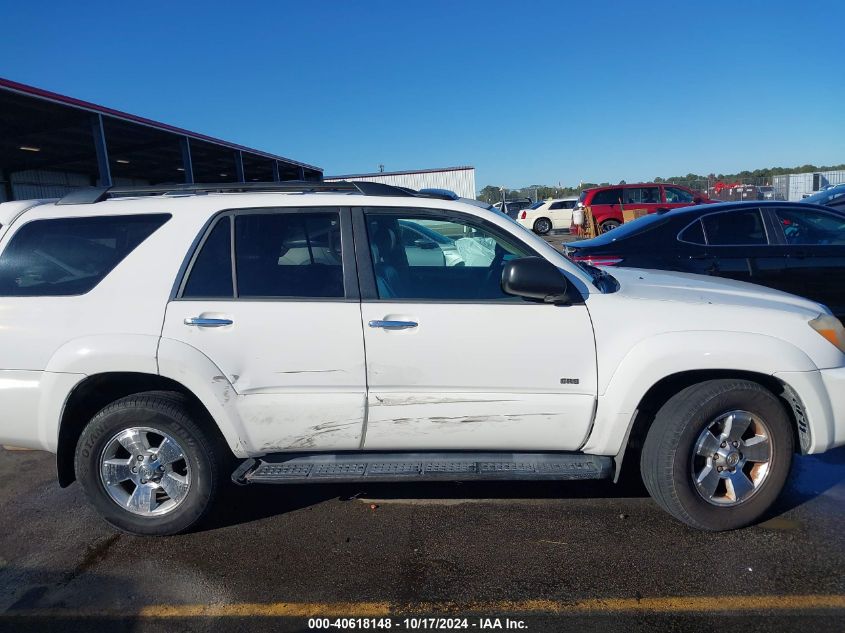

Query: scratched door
161;209;367;453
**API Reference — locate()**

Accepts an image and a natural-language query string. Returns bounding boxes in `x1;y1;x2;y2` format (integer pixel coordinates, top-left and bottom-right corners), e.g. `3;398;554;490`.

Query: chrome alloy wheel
99;427;191;517
691;410;772;506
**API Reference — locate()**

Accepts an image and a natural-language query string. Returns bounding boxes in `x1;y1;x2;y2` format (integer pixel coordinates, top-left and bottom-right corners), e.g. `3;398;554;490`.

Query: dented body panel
161;300;367;454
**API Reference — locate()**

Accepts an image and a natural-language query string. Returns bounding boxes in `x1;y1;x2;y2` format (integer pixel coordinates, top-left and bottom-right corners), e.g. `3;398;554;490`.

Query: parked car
1;184;843;536
573;183;714;234
565;201;845;319
802;183;845;212
516;197;578;235
495;198;534;220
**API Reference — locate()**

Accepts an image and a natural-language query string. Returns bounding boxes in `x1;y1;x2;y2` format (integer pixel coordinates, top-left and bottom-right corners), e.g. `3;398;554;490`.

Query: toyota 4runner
1;181;843;535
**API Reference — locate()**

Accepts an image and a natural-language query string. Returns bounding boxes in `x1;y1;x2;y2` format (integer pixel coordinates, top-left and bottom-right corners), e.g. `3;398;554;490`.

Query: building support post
234;150;245;183
0;169;13;202
180;137;194;184
298;165;305;181
271;161;280;182
91;114;112;187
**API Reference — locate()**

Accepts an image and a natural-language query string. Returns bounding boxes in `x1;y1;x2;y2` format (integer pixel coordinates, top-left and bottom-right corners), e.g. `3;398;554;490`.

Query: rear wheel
600;220;621;233
75;391;225;536
641;379;793;531
533;217;552;235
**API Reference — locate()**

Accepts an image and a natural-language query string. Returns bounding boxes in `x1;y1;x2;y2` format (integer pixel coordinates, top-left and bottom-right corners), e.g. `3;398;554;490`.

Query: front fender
582;330;818;455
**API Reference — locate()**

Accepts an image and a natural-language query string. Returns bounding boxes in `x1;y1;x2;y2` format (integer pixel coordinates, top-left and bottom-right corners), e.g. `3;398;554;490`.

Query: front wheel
75;391;225;536
641;379;793;531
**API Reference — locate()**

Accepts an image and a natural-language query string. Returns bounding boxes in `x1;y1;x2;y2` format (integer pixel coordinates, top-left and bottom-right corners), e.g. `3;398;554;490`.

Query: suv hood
608;267;827;317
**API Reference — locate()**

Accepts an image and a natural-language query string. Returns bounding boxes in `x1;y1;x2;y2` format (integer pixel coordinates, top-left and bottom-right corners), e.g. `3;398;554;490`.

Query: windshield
527;201;545;210
804;184;845;206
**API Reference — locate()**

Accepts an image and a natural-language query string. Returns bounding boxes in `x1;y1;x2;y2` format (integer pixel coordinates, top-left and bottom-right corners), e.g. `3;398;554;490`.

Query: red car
573;183;714;234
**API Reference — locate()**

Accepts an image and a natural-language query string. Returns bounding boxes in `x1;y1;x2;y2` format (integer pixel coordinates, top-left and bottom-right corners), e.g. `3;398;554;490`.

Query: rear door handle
368;320;418;330
184;317;233;327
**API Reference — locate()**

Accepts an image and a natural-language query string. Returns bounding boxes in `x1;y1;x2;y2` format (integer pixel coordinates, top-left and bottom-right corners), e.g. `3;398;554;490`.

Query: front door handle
368;320;418;330
184;317;233;327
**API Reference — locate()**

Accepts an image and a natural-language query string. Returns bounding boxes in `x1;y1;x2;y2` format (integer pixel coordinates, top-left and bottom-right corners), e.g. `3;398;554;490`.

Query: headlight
809;314;845;353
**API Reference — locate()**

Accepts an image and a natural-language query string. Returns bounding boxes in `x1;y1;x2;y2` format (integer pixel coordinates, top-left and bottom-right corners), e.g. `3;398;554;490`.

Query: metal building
772;169;845;201
325;166;476;199
0;77;322;201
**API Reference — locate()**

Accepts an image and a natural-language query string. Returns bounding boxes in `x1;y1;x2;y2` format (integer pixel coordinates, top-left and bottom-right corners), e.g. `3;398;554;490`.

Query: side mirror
501;257;571;305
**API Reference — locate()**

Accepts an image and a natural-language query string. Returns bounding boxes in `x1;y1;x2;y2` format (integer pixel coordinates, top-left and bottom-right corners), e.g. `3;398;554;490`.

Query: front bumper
775;367;845;453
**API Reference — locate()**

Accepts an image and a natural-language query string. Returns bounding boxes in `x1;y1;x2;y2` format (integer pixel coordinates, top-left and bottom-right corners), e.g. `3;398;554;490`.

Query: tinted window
623;187;660;204
366;212;533;300
775;207;845;245
235;212;344;298
665;187;695;204
182;217;233;298
679;219;706;244
549;201;565;210
0;214;169;296
591;189;623;205
702;209;767;246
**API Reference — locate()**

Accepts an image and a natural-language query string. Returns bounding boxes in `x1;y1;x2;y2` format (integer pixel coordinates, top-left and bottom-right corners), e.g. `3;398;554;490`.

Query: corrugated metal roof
0;77;321;171
327;166;474;179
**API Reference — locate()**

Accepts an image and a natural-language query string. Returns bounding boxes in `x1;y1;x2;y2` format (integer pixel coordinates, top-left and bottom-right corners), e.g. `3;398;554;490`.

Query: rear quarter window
0;214;170;296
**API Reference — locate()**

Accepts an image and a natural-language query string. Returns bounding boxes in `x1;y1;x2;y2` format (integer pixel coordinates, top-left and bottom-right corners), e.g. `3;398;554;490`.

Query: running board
232;452;612;485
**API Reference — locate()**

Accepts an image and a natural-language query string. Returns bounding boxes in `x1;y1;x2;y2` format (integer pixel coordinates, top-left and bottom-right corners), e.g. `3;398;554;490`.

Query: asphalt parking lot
0;443;843;632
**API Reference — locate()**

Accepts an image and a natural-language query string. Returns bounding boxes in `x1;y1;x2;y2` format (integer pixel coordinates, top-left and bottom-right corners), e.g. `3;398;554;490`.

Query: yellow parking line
3;595;844;618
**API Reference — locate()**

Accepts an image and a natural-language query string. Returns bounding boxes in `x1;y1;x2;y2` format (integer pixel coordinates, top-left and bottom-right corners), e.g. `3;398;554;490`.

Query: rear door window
702;209;768;246
623;187;660;204
0;214;170;296
182;217;233;298
679;219;706;244
235;212;344;298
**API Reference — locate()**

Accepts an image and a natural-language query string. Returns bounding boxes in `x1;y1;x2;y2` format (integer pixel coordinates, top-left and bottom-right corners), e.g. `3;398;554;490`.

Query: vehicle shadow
202;446;845;532
201;470;649;532
766;444;845;517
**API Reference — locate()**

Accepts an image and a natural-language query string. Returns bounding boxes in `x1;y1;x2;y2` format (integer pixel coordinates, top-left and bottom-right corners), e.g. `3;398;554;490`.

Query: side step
232;452;612;485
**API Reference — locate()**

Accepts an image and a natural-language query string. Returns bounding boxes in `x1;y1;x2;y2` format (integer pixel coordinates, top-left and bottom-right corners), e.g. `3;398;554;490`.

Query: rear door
548;199;575;229
161;207;367;453
772;206;845;318
700;207;789;289
622;186;662;217
355;207;597;451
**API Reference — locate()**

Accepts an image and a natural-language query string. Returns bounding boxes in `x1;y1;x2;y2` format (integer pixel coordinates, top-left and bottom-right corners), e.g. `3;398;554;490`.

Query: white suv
1;182;844;536
516;197;578;235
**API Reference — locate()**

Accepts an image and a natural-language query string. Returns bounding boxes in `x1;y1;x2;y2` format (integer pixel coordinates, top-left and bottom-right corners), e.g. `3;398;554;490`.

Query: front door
772;206;845;319
161;208;367;453
355;208;597;451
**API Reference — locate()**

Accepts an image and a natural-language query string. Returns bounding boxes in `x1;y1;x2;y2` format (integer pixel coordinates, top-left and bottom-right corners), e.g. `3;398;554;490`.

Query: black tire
640;379;793;531
600;220;621;233
533;218;552;235
75;391;225;536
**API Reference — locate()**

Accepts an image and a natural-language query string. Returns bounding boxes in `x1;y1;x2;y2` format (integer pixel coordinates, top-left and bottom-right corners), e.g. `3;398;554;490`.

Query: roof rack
56;180;456;205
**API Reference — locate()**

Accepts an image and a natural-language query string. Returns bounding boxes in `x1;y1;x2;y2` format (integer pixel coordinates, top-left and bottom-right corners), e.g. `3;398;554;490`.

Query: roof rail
56;180;455;205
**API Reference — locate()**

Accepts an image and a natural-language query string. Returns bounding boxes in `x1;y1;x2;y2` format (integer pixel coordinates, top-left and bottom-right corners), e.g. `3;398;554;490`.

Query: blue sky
1;1;843;191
